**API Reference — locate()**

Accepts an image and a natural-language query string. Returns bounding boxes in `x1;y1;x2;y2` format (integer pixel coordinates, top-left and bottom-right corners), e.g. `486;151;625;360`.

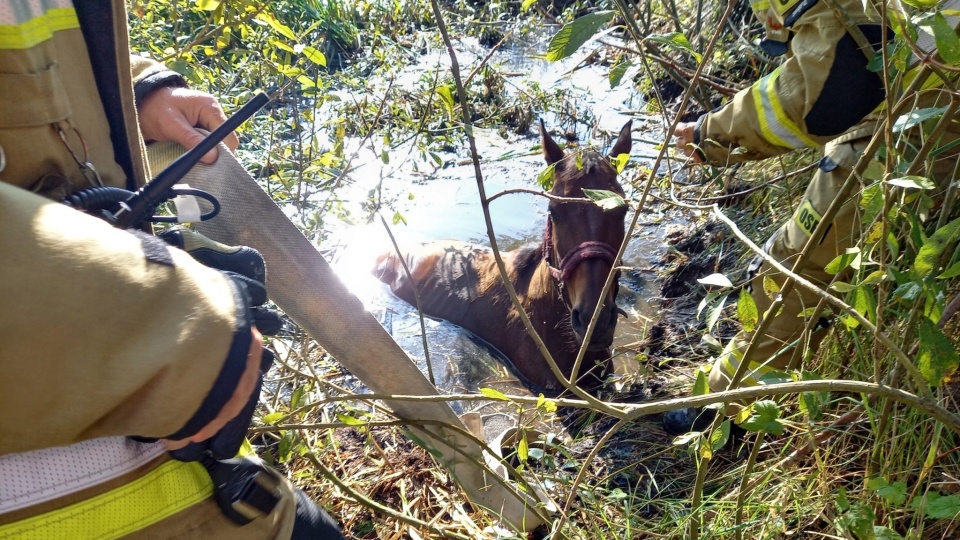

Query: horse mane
512;244;544;292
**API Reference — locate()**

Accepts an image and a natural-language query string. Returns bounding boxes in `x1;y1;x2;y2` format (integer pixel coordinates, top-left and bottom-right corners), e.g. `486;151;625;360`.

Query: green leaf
672;432;701;446
297;44;327;67
763;275;781;297
825;248;862;275
901;0;939;8
740;400;785;434
937;260;960;279
540;396;557;414
611;152;630;173
256;13;298;41
336;412;367;426
521;0;537;11
391;211;407;226
799;391;823;421
609;60;632;88
873;526;904;540
705;292;728;333
863;159;887;180
436;85;455;117
837;503;876;539
262;412;285;425
851;285;877;325
699;439;714;460
536;163;556;190
710;420;731;451
645;32;702;62
196;0;221;10
277;430;294;462
830;281;859;293
837;487;851;512
914;216;960;278
517;434;529;462
693;369;710;396
480;387;510;401
737;289;758;332
797;372;825;421
930;12;960;65
757;370;793;384
546;11;616;62
926;494;960;519
893;281;923;302
894;106;949;132
886;175;936;190
860;182;885;224
582;188;627;210
697;273;734;288
917;317;960;385
291;384;307;410
868;477;908;506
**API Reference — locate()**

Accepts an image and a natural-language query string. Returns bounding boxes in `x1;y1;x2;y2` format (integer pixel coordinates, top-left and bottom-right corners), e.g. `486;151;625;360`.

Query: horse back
373;241;514;325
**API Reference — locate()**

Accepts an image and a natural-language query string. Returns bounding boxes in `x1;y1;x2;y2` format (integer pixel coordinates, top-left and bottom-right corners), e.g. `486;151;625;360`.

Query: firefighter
663;0;960;433
0;2;343;537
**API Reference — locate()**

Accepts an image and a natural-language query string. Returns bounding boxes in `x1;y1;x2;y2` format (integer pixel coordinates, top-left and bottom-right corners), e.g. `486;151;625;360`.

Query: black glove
159;227;282;461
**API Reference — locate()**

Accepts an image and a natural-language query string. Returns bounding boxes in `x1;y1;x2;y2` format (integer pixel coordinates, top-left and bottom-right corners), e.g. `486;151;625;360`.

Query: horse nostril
571;308;584;332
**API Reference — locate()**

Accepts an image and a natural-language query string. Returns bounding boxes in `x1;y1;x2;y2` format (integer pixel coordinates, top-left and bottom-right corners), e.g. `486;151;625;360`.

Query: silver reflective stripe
0;437;166;514
0;0;74;25
754;70;815;149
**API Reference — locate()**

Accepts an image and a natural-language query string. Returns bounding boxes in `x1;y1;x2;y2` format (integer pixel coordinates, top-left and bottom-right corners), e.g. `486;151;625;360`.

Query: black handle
108;92;270;228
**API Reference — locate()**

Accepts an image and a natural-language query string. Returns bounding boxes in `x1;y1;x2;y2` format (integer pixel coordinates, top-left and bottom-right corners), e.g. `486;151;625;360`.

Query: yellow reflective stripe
793;199;822;237
0;7;79;50
0;460;212;539
720;351;776;387
770;0;802;16
753;68;819;150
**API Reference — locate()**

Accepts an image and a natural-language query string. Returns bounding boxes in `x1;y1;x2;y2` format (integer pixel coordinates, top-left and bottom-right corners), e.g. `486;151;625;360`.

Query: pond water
317;30;681;435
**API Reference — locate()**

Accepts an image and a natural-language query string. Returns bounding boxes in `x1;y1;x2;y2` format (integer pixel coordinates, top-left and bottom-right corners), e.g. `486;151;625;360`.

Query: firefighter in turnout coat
664;0;960;432
0;1;343;537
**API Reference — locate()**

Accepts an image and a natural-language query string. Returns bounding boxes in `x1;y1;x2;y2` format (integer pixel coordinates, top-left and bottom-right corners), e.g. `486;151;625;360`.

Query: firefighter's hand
138;87;240;165
674;121;703;163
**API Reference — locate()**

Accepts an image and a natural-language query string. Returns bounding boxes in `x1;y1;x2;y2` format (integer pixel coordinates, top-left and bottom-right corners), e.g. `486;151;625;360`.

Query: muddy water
320;32;676;437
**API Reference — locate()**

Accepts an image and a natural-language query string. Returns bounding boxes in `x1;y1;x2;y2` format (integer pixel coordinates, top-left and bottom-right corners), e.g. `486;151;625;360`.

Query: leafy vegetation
130;0;960;538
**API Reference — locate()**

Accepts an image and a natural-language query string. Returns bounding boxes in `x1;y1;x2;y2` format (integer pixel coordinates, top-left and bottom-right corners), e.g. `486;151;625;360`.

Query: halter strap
543;219;619;282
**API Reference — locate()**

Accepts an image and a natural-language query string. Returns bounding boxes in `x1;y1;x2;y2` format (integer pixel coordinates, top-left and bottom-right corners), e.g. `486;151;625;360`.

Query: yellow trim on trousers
0;460;213;539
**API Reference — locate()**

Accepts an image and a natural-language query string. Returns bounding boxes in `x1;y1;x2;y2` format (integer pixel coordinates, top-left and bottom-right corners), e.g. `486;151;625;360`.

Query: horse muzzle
570;301;619;350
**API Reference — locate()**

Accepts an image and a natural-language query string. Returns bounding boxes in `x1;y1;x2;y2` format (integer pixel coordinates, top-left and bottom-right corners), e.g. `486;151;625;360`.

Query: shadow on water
320;32;682;440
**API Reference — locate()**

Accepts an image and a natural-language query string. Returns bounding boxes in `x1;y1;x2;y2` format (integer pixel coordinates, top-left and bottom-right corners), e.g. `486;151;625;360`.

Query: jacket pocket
0;63;72;128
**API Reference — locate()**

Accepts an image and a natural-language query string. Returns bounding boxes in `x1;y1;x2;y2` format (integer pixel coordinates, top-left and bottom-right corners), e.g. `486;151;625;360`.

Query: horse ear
540;118;566;165
609;120;633;158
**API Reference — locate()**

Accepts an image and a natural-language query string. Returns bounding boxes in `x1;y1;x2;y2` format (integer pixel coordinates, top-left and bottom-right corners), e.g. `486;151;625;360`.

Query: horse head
540;120;631;369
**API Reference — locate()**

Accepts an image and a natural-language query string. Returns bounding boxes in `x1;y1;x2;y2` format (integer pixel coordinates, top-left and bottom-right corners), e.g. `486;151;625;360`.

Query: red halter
542;218;619;282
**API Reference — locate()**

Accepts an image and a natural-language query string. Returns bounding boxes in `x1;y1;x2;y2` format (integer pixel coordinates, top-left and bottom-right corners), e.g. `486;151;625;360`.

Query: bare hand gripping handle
106;92;270;229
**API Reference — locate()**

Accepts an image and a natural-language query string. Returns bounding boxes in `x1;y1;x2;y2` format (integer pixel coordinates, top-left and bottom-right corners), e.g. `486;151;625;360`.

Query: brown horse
373;120;631;394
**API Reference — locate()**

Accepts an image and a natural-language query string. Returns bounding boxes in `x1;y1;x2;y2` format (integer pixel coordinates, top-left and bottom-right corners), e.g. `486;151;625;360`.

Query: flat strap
556;241;617;281
542;218;618;281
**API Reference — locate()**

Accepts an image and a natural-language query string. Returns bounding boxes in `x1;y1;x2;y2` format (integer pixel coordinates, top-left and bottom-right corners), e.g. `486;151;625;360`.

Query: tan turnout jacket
694;0;890;163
